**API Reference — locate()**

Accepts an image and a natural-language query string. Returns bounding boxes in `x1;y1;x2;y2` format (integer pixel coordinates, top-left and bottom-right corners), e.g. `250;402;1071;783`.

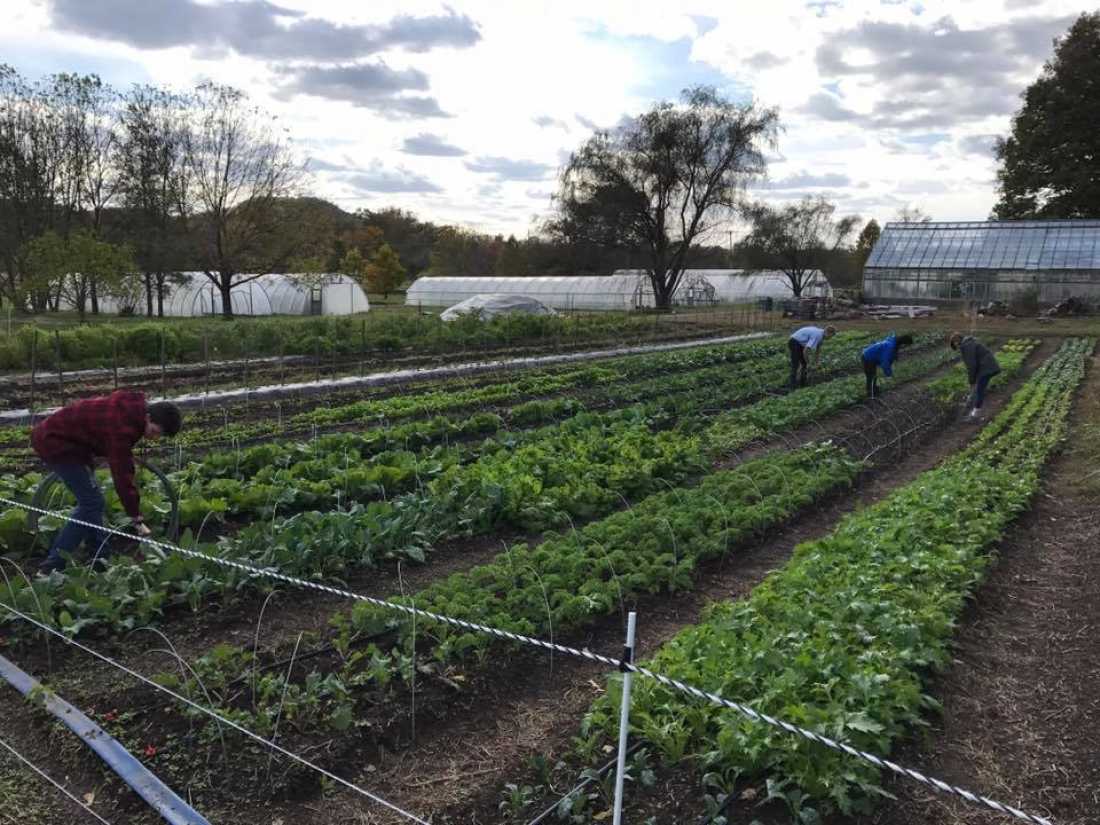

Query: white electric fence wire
0;605;429;825
0;733;114;825
1;497;1053;825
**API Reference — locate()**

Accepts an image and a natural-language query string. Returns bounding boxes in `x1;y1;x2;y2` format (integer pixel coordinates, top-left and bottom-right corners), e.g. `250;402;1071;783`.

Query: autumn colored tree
366;243;406;298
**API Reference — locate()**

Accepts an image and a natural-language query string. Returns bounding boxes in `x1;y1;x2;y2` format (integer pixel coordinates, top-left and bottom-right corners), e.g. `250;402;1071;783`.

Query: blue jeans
45;464;110;568
971;372;995;410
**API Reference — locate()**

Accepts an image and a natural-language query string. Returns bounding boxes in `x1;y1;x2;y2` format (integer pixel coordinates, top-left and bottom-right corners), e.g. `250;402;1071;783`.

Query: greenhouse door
309;285;323;315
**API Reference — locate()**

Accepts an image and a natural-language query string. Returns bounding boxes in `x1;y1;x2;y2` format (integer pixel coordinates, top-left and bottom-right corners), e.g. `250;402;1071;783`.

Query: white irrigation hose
0;606;430;825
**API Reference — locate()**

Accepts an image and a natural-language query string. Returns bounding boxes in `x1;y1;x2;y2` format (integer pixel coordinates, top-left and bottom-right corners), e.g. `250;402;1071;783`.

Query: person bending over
861;332;914;398
948;332;1001;421
788;325;837;388
31;391;182;574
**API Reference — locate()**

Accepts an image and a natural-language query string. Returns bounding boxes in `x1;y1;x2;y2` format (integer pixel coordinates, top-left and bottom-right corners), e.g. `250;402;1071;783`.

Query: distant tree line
1;68;876;319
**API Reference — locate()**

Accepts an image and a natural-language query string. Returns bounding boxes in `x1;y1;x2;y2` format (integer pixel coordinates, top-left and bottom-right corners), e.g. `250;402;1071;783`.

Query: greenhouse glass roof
866;220;1100;271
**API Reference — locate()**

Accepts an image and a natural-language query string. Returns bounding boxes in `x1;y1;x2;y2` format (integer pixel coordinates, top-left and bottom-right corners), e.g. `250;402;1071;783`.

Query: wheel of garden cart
26;459;181;544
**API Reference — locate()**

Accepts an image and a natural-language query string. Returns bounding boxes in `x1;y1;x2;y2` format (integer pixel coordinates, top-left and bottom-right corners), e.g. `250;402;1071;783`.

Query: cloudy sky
1;0;1089;238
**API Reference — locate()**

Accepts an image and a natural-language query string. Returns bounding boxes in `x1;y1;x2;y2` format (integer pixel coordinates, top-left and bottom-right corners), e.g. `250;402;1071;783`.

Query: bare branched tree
117;85;190;316
184;82;304;317
55;73;120;312
894;204;932;223
550;86;779;308
0;65;69;310
741;196;860;297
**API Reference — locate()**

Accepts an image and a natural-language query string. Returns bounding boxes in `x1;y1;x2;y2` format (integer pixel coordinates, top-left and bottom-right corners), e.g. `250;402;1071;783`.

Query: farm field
0;308;751;412
0;324;1096;825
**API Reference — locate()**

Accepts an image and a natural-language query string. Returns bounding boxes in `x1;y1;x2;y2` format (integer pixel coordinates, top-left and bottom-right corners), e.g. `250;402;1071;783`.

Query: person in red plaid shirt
31;390;182;574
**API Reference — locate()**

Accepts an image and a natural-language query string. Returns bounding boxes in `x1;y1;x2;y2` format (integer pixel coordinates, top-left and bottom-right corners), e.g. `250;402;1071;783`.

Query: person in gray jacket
949;332;1001;420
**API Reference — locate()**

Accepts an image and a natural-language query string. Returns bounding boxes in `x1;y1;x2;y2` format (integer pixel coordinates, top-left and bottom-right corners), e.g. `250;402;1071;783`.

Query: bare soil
848;348;1100;825
0;341;1062;825
176;344;1049;825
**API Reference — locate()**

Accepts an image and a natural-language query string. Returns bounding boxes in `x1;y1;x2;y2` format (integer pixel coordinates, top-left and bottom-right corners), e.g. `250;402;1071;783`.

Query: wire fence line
0;605;430;825
0;732;114;825
0;497;1055;825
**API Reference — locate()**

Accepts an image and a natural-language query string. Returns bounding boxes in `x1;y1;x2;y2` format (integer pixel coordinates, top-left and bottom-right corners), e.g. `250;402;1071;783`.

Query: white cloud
0;0;1087;234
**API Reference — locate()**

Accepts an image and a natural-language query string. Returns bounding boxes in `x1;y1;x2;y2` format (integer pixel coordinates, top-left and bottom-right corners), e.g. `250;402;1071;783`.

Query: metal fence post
612;611;637;825
112;336;118;390
30;328;37;412
54;330;63;404
159;330;166;395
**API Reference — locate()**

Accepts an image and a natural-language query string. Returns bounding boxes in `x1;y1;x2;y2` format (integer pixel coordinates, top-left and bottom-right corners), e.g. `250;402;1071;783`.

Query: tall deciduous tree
854;218;881;269
338;247;369;292
366;243;406;298
184;82;304;317
994;12;1100;219
116;85;190;316
0;66;70;310
551;86;778;308
494;235;529;276
56;74;120;313
894;205;931;223
23;229;135;321
740;196;859;297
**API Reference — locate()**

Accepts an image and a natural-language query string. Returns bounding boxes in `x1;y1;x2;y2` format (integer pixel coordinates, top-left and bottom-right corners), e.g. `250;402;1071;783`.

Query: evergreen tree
993;13;1100;218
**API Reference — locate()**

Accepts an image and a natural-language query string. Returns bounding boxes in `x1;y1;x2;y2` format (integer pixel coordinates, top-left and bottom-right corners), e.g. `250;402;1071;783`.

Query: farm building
863;219;1100;305
405;270;831;311
96;272;370;316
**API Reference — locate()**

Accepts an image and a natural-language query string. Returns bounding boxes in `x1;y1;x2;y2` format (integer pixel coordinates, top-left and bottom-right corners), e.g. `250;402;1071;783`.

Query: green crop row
0;333;884;547
0;334;942;634
0;311;704;372
576;338;1092;821
149;444;861;755
925;336;1037;402
700;344;961;456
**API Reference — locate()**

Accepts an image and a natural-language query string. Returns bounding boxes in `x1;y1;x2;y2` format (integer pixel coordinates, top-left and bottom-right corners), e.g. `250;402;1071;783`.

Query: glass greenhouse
96;273;370;316
864;220;1100;304
405;270;830;311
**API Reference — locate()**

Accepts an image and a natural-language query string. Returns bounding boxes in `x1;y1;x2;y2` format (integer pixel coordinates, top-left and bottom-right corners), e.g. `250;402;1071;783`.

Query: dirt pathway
0;342;1054;825
197;346;1054;825
848;349;1100;825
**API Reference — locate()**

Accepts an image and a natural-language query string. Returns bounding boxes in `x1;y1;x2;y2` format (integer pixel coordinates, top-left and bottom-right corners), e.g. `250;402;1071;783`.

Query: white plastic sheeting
616;269;833;302
440;294;556;322
92;273;370;317
407;275;646;311
406;270;830;311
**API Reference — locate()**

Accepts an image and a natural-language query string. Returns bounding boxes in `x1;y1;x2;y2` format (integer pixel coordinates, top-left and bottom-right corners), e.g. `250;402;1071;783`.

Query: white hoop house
405;270;830;311
93;273;370;316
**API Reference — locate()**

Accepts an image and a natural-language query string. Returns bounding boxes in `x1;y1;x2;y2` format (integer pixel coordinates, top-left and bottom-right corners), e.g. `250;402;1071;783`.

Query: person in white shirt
788;325;837;388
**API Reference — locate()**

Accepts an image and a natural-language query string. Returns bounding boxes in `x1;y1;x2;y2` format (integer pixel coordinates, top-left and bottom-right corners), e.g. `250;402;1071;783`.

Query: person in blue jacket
861;332;914;397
